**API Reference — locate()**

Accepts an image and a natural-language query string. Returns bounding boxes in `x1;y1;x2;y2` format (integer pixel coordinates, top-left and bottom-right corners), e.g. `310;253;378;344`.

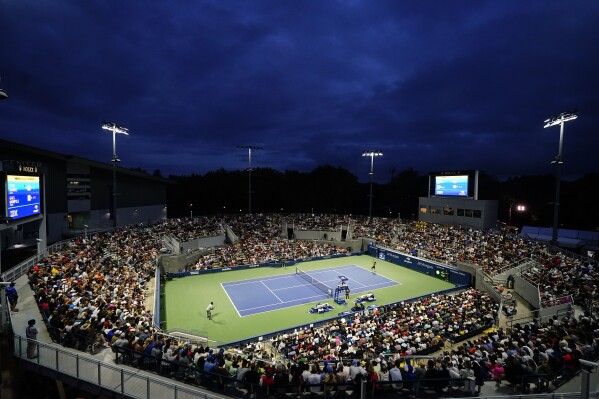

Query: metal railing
13;334;224;399
541;294;574;309
545;242;599;265
506;303;573;330
488;258;535;279
155;328;217;348
1;238;73;282
13;330;599;399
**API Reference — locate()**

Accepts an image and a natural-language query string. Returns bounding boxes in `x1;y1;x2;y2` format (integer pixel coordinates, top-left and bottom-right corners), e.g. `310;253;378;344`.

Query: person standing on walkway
6;282;18;312
207;302;215;320
26;319;38;359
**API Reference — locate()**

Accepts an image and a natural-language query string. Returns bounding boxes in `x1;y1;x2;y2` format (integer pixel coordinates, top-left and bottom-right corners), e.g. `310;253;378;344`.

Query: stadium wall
418;197;498;229
153;260;163;328
513;274;541;308
159;250;205;273
225;225;238;244
179;235;226;253
167;251;365;278
310;238;362;252
369;245;471;286
294;230;342;241
1;140;170;243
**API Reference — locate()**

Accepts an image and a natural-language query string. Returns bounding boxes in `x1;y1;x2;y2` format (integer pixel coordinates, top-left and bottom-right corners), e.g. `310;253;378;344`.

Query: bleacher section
4;214;599;398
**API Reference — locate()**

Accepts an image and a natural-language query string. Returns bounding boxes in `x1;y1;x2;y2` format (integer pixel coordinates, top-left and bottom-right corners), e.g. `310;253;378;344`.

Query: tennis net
296;266;332;297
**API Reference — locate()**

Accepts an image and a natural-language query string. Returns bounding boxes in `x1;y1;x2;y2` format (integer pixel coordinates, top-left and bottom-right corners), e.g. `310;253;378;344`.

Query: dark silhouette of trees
166;167;599;231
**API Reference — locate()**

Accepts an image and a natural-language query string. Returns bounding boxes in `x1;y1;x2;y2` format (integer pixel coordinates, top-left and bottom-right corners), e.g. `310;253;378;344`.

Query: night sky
1;1;598;182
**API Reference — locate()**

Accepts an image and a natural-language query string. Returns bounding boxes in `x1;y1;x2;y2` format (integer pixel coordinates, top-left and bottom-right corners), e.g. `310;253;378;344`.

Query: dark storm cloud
1;1;597;181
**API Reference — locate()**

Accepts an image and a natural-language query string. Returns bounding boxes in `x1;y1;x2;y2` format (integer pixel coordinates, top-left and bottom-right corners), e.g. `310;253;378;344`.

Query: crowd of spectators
191;214;350;270
521;251;596;309
24;214;597;353
152;217;223;243
386;224;546;275
110;294;595;396
27;225;160;351
19;213;599;396
286;213;351;232
324;217;566;279
349;216;401;246
271;288;498;363
142;214;597;298
424;310;599;393
81;288;597;396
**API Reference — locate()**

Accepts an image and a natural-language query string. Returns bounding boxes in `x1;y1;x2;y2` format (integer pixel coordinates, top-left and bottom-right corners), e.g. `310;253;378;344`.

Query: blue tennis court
221;265;399;317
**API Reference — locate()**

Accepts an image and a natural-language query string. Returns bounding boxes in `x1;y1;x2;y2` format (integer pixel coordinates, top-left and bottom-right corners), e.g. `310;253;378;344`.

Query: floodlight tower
237;145;263;214
102;122;129;228
362;150;383;218
544;110;577;247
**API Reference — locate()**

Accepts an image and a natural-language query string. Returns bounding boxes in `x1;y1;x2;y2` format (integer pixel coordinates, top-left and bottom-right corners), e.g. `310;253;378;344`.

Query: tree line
166;166;599;232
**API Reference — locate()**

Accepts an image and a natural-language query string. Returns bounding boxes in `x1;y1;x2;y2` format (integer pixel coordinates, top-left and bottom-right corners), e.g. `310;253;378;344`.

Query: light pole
544;110;577;246
83;224;88;239
237;145;263;214
508;198;515;225
189;203;193;220
101;122;129;228
362;151;383;218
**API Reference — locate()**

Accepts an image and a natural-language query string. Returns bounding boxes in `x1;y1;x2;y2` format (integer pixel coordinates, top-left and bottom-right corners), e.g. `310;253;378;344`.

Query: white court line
233;263;400;316
261;281;283;303
220;282;242;317
366;280;400;290
344;276;367;289
271;281;323;292
329;268;366;289
223;273;297;287
225;275;333;293
239;291;326;313
226;274;333;316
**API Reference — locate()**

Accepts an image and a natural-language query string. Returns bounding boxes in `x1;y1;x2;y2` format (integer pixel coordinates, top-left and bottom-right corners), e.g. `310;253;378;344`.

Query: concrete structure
0;139;170;249
418;196;498;229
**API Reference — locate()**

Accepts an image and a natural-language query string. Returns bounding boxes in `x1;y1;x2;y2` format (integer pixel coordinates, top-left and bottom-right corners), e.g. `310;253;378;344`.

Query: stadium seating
23;214;599;397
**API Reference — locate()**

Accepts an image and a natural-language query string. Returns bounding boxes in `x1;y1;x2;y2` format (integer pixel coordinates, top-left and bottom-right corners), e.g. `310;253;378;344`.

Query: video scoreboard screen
434;175;469;197
6;174;41;220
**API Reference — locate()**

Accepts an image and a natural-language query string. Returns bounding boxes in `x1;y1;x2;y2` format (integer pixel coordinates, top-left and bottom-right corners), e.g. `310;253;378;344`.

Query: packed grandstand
21;214;599;397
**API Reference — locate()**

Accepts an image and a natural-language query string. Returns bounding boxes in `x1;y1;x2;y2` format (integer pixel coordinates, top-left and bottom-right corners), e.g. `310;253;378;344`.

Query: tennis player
371;260;377;273
206;302;214;320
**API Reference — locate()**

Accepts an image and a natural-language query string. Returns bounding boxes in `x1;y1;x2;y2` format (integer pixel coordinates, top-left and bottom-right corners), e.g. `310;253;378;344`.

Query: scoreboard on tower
1;160;45;223
6;174;41;220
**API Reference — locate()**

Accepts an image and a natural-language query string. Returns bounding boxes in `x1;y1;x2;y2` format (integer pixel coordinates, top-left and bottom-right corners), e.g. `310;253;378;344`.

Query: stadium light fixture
508;200;527;226
237;145;263;214
102;121;129;228
543;109;577;247
362;150;383;218
0;77;7;100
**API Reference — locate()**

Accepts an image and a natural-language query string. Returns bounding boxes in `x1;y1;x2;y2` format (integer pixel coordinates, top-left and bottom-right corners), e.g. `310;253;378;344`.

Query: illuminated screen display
6;175;41;220
434;175;469;197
